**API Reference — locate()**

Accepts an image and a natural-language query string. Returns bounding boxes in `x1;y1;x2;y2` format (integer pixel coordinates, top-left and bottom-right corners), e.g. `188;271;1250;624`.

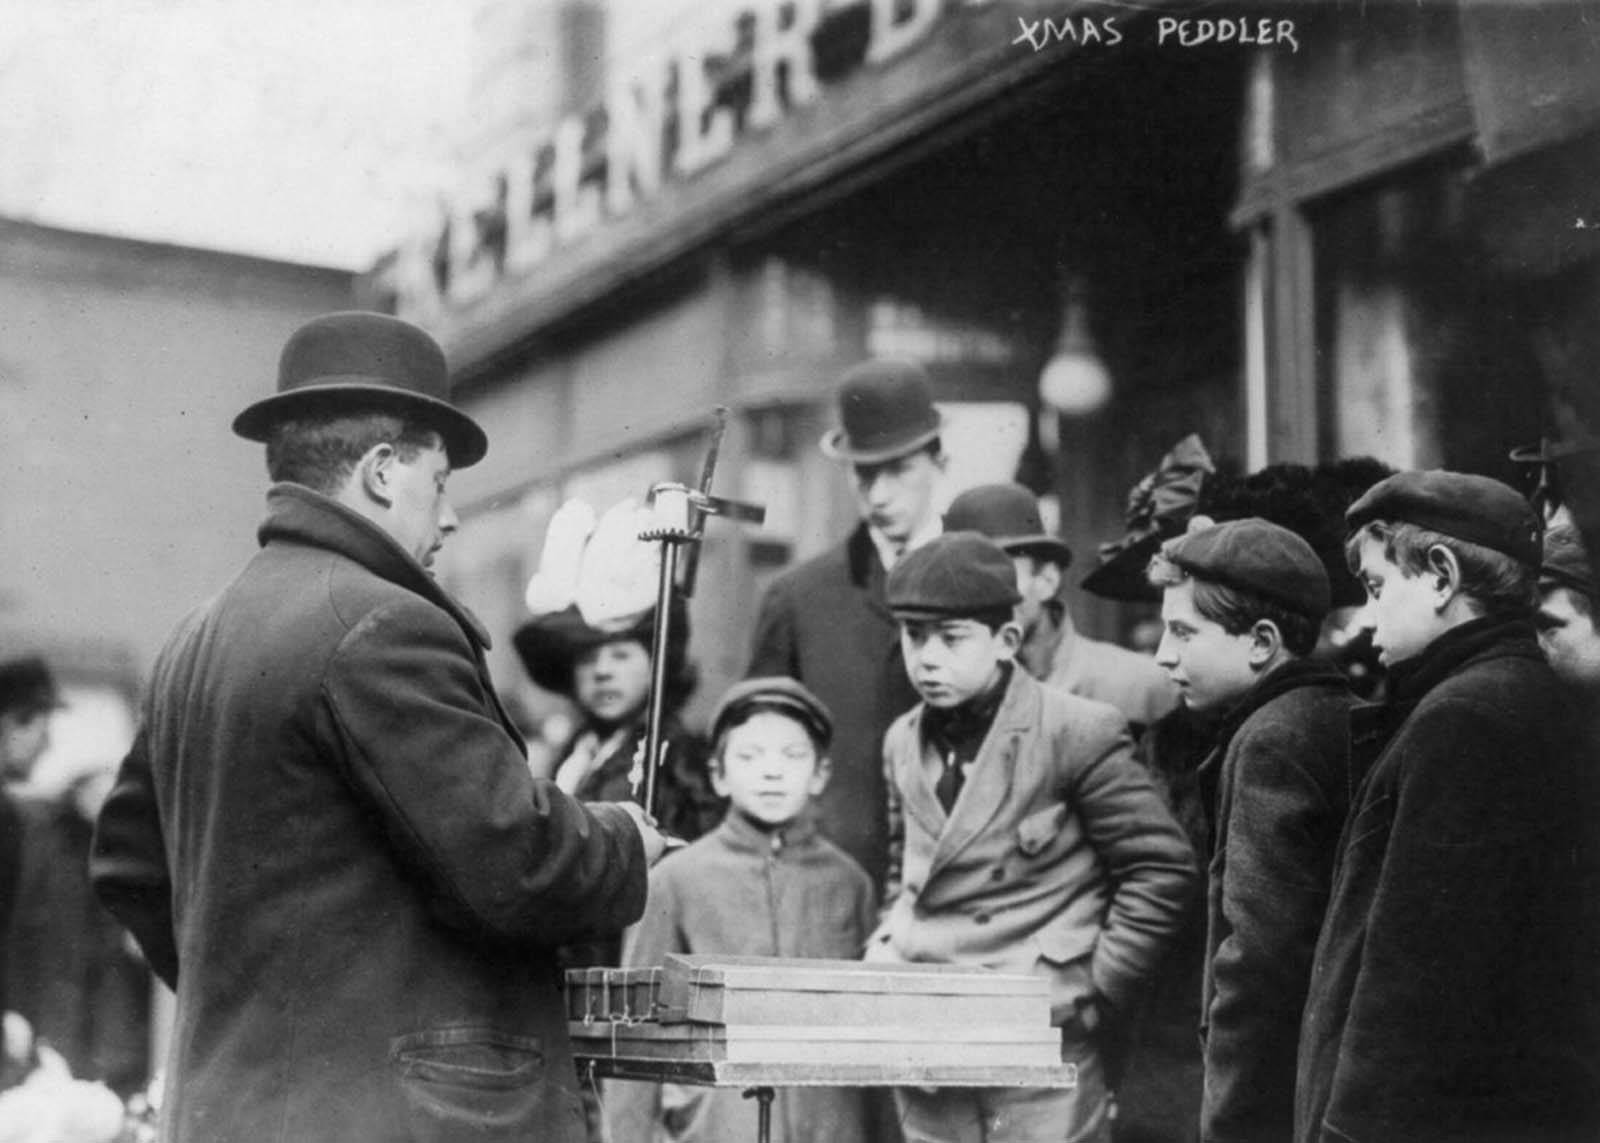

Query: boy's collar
1385;614;1543;702
718;804;819;851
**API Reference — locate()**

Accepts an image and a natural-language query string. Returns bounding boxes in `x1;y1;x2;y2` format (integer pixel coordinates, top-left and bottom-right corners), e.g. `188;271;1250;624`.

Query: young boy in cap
1146;519;1357;1143
868;532;1195;1143
944;484;1177;738
609;677;874;1143
1537;516;1600;706
1297;470;1600;1143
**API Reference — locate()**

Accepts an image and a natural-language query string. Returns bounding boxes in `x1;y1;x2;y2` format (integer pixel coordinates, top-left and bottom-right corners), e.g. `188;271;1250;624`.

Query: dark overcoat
1198;660;1357;1143
747;523;920;888
90;484;648;1143
1296;617;1600;1143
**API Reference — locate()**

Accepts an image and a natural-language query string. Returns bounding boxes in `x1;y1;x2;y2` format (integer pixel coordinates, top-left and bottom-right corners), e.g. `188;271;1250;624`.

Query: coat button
974;913;991;925
991;867;1006;882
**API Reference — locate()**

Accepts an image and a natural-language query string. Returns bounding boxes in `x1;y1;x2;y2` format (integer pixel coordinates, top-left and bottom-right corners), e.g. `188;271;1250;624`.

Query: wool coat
870;667;1196;1027
609;809;876;1143
90;484;649;1143
1296;617;1600;1143
747;524;921;889
1197;660;1357;1143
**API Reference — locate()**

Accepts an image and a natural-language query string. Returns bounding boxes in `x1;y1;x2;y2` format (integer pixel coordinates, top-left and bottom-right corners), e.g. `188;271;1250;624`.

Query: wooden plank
682;986;1046;1028
576;1054;1079;1090
568;1021;1063;1068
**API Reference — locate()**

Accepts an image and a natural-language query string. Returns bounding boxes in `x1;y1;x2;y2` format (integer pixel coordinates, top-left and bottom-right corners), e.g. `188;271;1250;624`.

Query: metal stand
635;408;764;818
743;1086;775;1143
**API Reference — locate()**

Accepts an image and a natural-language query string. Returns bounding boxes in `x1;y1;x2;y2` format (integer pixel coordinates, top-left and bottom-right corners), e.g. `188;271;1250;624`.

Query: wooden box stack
567;954;1075;1088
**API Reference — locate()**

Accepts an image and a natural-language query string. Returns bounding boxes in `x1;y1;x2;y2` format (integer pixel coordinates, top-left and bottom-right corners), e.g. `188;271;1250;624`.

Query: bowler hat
0;656;62;719
819;359;945;465
1346;470;1540;568
233;311;488;468
943;484;1072;569
709;677;834;751
887;531;1021;619
1161;518;1332;621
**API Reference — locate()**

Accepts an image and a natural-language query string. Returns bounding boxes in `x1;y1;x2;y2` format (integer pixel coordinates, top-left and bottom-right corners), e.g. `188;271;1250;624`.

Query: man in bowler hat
944;483;1177;736
747;358;946;889
90;311;666;1143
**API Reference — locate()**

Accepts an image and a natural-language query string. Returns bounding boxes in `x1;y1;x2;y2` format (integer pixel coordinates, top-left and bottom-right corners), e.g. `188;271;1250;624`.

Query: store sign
382;0;984;321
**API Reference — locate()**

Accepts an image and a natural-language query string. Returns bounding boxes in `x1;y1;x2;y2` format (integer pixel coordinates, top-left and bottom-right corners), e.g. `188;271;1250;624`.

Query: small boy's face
1537;584;1600;693
1154;579;1258;714
573;638;652;724
1352;534;1445;666
712;711;828;828
899;617;1018;708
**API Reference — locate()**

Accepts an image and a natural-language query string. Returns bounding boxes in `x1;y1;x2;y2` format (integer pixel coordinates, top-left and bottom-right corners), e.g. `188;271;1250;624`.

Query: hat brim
818;418;945;465
996;534;1074;570
513;607;652;697
233;382;488;468
1079;534;1164;602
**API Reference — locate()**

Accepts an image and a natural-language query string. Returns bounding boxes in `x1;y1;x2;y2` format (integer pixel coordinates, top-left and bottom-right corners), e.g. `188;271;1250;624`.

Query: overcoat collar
257;482;494;650
845;523;895;623
903;665;1036;880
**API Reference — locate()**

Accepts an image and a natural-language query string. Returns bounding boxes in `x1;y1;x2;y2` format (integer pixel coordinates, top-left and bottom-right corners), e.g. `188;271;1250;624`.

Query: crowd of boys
28;310;1595;1143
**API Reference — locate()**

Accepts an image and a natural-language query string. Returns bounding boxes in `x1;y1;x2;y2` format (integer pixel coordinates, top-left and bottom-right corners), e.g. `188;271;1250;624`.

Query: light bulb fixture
1038;277;1112;417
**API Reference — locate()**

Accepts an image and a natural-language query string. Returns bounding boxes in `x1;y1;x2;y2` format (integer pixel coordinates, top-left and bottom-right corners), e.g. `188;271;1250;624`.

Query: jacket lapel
926;669;1032;880
898;706;948;842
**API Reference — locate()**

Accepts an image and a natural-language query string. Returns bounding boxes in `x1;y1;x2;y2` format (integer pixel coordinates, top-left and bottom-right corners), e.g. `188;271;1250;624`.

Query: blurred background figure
0;656;150;1101
1537;515;1600;720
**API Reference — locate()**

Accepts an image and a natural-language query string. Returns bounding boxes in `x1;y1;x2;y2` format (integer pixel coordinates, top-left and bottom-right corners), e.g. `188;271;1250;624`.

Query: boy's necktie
936;752;964;813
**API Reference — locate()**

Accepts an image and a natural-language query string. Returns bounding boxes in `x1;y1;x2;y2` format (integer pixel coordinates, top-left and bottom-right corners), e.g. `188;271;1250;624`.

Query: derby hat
233;311;488;468
943;483;1072;569
819;358;945;465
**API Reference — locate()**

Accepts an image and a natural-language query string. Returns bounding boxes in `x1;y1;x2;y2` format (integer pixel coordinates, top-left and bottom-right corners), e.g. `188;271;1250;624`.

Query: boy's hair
266;411;442;493
1147;552;1321;656
1345;520;1537;619
711;700;828;768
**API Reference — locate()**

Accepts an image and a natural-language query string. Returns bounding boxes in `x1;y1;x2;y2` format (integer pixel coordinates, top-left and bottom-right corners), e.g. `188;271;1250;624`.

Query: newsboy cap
943;483;1073;569
709;676;835;751
1162;517;1332;620
233;311;488;467
819;358;945;465
1345;470;1540;568
887;531;1021;619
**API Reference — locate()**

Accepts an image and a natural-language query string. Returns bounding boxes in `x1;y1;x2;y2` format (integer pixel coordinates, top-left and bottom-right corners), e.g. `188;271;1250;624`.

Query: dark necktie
935;752;964;813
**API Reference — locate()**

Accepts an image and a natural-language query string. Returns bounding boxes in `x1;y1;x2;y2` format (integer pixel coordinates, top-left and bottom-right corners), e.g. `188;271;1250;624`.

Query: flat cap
887;531;1021;619
710;677;834;750
1345;470;1540;568
943;483;1072;568
1162;517;1332;620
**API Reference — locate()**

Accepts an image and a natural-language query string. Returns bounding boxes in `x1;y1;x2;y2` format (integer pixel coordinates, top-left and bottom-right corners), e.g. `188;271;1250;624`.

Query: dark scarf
924;662;1014;768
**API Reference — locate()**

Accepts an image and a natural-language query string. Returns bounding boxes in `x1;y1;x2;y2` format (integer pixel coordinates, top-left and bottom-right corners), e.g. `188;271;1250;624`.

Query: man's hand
617;800;670;865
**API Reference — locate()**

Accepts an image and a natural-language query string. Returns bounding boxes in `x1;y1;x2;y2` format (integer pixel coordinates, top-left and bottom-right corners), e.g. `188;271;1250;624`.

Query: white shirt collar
868;515;942;572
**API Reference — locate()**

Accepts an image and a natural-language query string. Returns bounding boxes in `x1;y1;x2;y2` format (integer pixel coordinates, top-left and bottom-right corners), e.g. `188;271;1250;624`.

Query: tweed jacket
610;810;876;1143
90;484;649;1143
747;523;921;888
1034;611;1180;738
1198;660;1357;1143
870;667;1196;1025
1296;617;1600;1143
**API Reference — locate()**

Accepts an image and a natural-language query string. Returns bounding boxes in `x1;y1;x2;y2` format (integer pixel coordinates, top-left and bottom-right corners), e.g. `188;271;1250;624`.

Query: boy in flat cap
611;677;874;1143
1297;470;1600;1143
1147;519;1357;1143
868;532;1195;1143
944;484;1177;738
748;358;946;891
91;312;666;1143
1537;516;1600;707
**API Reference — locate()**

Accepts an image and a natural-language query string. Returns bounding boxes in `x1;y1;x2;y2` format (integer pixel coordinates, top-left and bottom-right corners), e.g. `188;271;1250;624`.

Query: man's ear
1248;619;1284;668
358;443;398;508
1425;544;1464;610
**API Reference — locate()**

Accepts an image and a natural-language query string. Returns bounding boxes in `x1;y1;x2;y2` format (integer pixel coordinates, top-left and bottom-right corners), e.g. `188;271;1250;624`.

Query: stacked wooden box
567;954;1075;1088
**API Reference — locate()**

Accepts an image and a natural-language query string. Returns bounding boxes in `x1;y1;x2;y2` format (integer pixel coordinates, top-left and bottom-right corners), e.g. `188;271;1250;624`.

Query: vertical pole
641;538;680;820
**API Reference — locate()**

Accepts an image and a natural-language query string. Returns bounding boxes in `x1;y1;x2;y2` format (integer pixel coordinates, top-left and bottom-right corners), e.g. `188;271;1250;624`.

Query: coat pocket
391;1026;572;1143
1016;803;1068;857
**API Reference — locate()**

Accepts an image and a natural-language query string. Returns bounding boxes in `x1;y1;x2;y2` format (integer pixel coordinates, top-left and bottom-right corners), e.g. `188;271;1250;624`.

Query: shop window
1311;158;1543;478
